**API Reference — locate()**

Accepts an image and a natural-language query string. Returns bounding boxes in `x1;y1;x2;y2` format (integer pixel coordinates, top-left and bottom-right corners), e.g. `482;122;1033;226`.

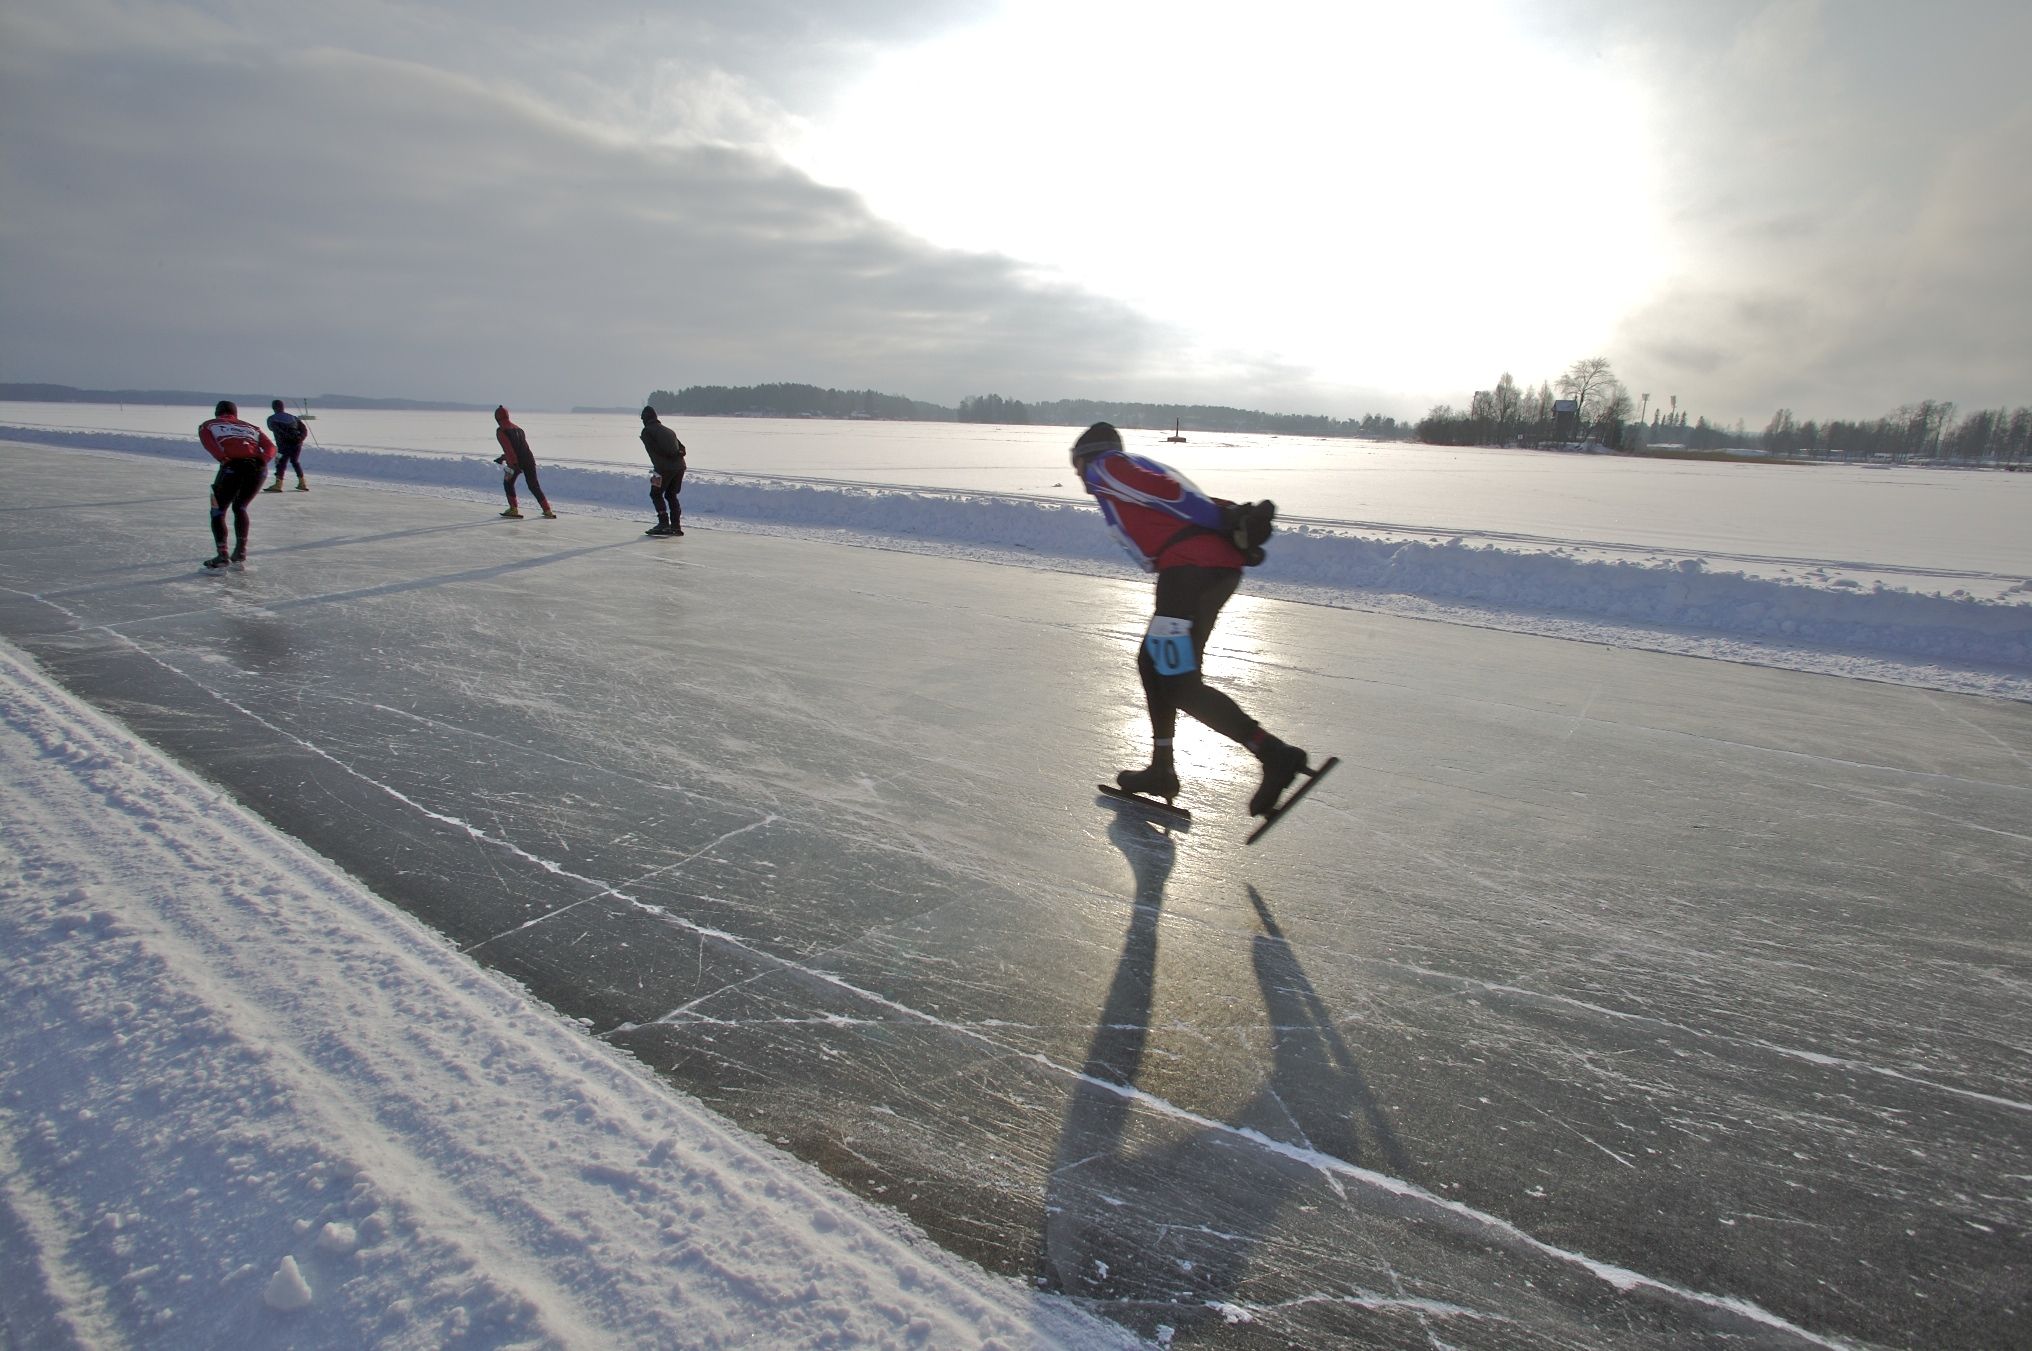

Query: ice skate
500;507;522;518
1245;749;1340;845
201;552;231;570
1116;763;1181;804
261;482;284;493
1098;762;1189;825
293;481;309;491
1248;742;1309;818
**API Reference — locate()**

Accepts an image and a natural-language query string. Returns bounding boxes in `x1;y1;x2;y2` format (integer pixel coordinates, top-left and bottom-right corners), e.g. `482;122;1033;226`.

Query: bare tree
1492;372;1521;441
1556;357;1617;424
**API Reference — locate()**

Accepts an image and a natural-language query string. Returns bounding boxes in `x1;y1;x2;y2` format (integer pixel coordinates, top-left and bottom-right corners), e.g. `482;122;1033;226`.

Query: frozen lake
1;443;2026;1348
6;401;2029;583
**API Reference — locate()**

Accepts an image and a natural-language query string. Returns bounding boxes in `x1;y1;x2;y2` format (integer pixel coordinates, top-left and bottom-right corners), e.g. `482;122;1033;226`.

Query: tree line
643;383;1413;439
1763;401;2032;464
964;394;1411;439
646;383;950;421
1416;361;2031;465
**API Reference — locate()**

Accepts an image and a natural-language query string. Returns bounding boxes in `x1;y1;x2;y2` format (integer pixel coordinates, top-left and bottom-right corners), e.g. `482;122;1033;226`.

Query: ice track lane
2;444;2028;1349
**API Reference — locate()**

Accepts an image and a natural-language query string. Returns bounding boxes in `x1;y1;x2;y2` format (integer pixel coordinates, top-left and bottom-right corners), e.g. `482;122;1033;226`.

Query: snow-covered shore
9;426;2028;699
0;639;1132;1349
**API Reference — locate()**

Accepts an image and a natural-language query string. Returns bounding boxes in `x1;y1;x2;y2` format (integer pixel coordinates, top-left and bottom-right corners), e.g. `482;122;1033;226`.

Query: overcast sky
3;0;2027;423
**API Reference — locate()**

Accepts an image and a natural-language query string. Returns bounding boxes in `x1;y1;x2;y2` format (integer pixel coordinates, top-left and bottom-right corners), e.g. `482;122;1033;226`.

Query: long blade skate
1244;756;1338;845
1097;784;1192;827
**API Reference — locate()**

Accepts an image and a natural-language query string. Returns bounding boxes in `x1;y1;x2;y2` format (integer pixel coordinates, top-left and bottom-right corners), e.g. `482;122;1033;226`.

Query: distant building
1552;399;1580;441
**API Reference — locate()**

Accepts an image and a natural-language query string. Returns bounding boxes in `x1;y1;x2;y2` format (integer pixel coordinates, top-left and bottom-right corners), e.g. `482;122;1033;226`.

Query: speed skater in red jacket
493;405;554;518
1073;421;1307;815
197;400;276;567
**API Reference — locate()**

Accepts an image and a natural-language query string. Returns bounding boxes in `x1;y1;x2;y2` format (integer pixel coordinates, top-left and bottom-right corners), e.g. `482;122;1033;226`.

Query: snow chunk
262;1255;313;1311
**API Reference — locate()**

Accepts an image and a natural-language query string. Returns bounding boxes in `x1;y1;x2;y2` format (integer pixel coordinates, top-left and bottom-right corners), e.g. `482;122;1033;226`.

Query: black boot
1249;740;1308;816
1116;762;1181;803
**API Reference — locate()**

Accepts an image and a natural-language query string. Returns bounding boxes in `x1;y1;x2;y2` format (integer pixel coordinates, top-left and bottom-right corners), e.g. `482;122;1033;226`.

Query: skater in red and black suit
1073;421;1307;817
492;405;554;519
197;400;276;569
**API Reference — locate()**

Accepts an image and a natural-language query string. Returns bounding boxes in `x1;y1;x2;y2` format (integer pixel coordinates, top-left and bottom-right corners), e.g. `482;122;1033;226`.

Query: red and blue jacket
1079;449;1247;572
198;415;276;466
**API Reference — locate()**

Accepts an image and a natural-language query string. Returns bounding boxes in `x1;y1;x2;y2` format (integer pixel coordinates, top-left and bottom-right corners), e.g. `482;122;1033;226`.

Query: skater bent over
492;405;555;519
1073;421;1307;818
639;405;686;535
198;400;276;568
263;399;309;491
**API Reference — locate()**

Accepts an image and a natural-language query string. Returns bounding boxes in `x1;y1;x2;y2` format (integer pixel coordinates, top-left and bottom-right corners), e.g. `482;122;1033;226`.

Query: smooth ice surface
1;444;2028;1349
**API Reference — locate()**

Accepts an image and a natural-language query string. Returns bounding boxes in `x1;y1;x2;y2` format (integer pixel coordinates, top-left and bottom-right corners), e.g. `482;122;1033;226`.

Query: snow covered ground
5;424;2028;699
0;638;1133;1350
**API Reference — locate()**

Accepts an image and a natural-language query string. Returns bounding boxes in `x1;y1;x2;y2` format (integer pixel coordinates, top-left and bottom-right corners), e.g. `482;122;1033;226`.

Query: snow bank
11;426;2029;686
0;638;1132;1349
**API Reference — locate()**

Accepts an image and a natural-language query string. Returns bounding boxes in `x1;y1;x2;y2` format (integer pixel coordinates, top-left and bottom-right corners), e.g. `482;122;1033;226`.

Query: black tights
651;467;684;525
1137;566;1258;747
505;463;549;511
209;462;263;553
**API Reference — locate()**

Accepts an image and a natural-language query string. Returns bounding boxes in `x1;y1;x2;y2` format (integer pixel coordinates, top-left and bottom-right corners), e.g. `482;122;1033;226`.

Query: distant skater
492;405;554;519
197;400;276;569
1073;421;1310;818
263;399;310;492
639;405;686;535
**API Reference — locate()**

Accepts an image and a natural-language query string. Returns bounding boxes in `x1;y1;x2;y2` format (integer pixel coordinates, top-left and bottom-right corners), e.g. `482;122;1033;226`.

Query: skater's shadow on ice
264;541;634;613
1042;821;1410;1340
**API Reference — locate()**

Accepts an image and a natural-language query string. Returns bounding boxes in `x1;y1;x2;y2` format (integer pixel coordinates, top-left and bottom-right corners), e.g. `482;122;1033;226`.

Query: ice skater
492;405;555;519
262;399;310;492
638;405;686;536
197;400;276;569
1073;421;1323;827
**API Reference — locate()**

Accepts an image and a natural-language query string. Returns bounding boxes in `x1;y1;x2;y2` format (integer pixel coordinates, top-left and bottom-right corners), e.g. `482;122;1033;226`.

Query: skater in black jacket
262;400;310;492
639;406;686;536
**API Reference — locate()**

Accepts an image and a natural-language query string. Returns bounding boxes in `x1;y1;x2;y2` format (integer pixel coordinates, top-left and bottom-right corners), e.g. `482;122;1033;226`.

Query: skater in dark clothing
1073;421;1308;817
197;400;276;568
492;405;555;519
263;399;310;492
639;405;686;535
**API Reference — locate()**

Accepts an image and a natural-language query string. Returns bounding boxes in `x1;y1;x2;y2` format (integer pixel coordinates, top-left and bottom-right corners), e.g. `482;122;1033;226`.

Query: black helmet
214;399;237;417
1070;421;1120;470
641;405;659;422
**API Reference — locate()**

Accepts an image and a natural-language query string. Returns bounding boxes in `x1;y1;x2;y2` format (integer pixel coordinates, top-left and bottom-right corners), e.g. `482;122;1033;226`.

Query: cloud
1561;0;2032;422
0;2;1160;408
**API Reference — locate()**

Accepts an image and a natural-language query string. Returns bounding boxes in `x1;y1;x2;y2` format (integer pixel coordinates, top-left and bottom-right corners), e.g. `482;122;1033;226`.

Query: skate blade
1245;756;1339;845
1097;784;1192;827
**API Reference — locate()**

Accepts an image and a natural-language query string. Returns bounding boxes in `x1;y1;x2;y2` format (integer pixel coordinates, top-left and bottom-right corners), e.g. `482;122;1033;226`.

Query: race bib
501;461;517;482
650;472;663;490
1143;615;1196;676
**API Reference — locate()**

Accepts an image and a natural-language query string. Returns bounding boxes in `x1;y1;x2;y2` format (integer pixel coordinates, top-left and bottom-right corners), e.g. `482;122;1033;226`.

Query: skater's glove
492;455;506;464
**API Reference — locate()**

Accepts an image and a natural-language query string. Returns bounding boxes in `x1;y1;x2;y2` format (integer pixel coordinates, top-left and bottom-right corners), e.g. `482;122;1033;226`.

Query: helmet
214;399;237;417
1070;421;1120;470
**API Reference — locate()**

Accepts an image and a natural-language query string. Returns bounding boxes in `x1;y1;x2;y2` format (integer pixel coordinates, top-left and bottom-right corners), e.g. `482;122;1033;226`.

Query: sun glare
787;0;1669;402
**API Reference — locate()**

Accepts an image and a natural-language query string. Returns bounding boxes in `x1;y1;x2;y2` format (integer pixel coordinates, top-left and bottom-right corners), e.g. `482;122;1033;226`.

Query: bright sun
786;0;1670;406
